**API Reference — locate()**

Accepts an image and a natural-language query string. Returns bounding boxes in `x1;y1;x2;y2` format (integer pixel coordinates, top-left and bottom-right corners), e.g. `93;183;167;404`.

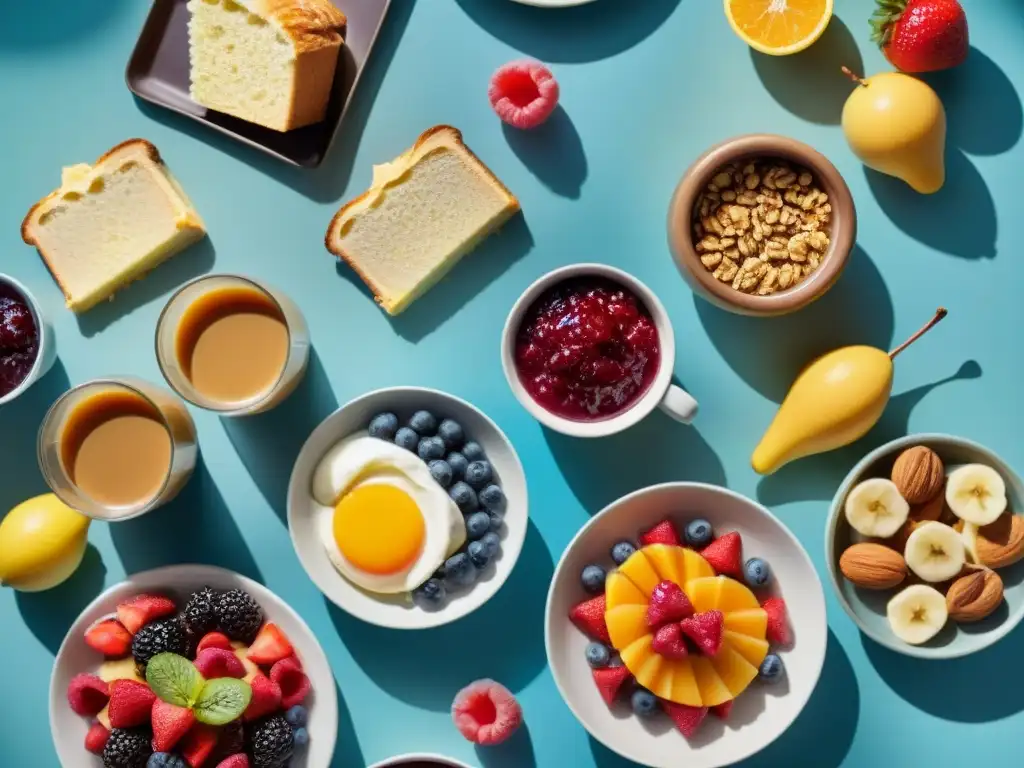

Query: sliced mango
618;550;661;596
686;576;723;613
636;653;673;700
691;656;733;706
723;608;768;640
99;657;144;684
620;634;655;677
606;604;650;650
724;630;770;668
681;548;715;582
665;657;702;707
605;571;648;610
718;578;760;613
96;704;110;729
643;544;685;586
711;645;759;697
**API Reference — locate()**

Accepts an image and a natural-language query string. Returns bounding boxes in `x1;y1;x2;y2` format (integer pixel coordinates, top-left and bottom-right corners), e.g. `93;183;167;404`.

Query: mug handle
658;384;699;425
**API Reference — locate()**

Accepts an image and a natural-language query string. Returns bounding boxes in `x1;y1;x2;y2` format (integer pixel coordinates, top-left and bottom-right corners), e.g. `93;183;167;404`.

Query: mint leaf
145;653;205;707
193;678;252;725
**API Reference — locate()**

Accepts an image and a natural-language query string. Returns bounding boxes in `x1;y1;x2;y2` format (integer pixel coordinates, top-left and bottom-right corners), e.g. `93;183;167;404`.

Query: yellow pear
841;68;947;194
0;493;90;591
753;309;947;475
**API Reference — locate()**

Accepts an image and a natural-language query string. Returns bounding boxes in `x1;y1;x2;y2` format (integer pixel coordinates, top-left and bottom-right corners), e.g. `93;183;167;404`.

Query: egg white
312;434;466;594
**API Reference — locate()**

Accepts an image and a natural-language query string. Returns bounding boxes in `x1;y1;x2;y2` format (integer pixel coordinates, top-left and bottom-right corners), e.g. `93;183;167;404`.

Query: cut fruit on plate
724;0;834;56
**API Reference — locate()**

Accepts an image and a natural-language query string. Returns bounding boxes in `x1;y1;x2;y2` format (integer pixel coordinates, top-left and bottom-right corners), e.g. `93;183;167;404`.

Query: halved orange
724;0;833;56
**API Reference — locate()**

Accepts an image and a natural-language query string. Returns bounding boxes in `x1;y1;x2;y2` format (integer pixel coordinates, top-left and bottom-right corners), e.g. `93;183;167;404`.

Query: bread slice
187;0;346;132
326;126;520;315
21;140;207;313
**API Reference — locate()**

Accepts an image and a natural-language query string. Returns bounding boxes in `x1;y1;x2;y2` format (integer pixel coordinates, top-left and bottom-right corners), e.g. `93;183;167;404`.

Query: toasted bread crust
251;0;347;53
325;125;519;311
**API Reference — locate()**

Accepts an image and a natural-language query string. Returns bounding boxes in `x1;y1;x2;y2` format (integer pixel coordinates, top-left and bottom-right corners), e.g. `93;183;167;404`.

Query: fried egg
312;434;466;594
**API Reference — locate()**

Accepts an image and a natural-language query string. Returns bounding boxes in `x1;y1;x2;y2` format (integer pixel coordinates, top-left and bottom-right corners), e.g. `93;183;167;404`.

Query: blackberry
131;617;188;670
216;588;263;644
103;727;152;768
184;586;220;636
208;720;245;764
247;715;295;768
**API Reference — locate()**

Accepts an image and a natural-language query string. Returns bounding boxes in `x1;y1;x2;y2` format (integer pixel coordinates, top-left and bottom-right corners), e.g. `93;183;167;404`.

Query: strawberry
243;674;283;721
762;597;792;646
700;532;742;578
116;594;177;635
107;679;157;728
651;623;688;659
246;623;293;666
196;632;233;655
180;723;219;768
680;610;723;656
646;581;694;627
152;699;196;752
215;756;250;768
663;702;708;738
569;595;610;643
84;721;110;755
711;701;734;720
84;619;132;658
270;656;311;708
592;666;631;707
870;0;968;73
639;519;680;547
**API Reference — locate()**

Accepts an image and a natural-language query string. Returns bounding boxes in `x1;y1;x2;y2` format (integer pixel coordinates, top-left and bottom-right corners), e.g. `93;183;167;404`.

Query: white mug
367;754;474;768
0;274;57;408
501;263;698;438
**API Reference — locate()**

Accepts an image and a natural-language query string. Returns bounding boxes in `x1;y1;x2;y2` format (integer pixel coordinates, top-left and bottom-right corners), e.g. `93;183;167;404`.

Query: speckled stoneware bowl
826;434;1024;660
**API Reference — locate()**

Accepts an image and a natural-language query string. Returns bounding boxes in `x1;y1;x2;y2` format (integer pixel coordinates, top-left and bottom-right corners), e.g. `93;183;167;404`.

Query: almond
891;446;945;505
970;514;1024;569
839;543;908;589
946;569;1003;622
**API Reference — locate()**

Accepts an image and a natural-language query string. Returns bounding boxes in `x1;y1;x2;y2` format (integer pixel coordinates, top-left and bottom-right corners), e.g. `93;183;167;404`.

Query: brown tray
126;0;391;168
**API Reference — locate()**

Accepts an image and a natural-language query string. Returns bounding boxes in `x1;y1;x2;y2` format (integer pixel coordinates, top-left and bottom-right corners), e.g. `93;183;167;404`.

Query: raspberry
488;60;560;130
452;679;522;746
194;648;246;679
67;673;110;716
269;657;310;709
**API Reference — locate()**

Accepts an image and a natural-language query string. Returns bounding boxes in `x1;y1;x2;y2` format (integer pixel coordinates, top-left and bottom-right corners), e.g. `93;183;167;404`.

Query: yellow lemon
0;494;91;592
724;0;834;56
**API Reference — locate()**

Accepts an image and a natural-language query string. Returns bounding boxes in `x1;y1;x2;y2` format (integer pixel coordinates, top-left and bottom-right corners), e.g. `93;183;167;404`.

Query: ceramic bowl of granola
667;134;856;316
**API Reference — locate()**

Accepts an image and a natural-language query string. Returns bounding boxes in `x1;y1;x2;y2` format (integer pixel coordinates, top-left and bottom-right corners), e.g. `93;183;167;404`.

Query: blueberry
481;531;501;557
449;481;479;514
293;727;310;748
432;564;447;580
408;410;438;435
418;436;446;461
426;460;453;488
444;553;478;588
395;427;419;452
285;705;308;728
462;441;485;462
684;519;714;548
585;642;611;668
464;460;493;490
488;510;504;532
413;578;446;605
581;564;607;594
447;451;469;481
468;540;491;569
610;541;637;565
744;557;771;588
148;755;187;768
466;511;491;540
368;412;399;440
631;689;659;716
438;419;465;450
759;653;785;683
479;484;507;513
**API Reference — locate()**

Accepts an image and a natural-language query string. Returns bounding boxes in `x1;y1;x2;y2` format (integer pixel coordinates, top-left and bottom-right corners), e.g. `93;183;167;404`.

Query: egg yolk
332;484;425;575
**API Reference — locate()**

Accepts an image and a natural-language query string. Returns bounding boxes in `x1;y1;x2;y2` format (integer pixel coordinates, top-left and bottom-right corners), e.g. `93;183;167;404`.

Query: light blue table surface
2;0;1022;765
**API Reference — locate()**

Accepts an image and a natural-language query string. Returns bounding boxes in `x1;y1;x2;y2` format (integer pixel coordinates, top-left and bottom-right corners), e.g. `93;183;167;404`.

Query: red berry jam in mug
0;282;39;398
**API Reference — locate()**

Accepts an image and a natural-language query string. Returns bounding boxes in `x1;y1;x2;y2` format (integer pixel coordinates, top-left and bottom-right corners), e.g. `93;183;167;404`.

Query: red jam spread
0;283;39;398
514;278;660;421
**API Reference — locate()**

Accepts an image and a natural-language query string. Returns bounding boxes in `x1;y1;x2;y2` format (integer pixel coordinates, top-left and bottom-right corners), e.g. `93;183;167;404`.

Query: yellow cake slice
21;140;206;313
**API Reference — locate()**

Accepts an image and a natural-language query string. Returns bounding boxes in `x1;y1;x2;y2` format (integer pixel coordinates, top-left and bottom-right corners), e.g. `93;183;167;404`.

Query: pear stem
842;66;868;87
889;308;948;360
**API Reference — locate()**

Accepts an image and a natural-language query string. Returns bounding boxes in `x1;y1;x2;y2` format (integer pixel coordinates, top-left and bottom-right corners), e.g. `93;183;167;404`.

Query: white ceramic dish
288;387;529;630
510;0;596;5
545;483;827;768
501;263;699;438
50;565;338;767
368;753;474;768
0;273;56;407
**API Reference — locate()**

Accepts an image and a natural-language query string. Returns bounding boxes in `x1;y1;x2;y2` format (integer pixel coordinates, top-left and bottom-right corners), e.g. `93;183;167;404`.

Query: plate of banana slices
826;434;1024;659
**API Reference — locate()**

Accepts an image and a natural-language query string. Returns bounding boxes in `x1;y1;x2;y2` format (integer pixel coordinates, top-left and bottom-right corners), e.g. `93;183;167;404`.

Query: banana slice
887;584;948;645
845;478;910;538
960;522;980;563
946;464;1006;526
904;521;965;582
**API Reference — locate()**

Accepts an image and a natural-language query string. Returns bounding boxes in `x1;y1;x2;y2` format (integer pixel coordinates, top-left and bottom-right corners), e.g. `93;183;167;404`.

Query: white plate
49;565;338;767
288;387;529;630
545;483;827;768
510;0;597;6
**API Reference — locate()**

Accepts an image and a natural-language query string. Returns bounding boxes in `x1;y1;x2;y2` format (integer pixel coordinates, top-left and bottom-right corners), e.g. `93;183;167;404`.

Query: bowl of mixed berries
50;565;337;768
545;483;826;768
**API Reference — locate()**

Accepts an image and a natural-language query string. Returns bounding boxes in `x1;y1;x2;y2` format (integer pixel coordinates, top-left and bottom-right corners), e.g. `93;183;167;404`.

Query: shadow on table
325;520;552;712
752;16;863;126
755;360;983;506
110;458;263;582
476;723;536;768
453;0;681;63
16;544;108;655
502;108;587;199
544;408;726;516
328;678;365;768
223;347;338;524
0;0;130;50
695;246;894;404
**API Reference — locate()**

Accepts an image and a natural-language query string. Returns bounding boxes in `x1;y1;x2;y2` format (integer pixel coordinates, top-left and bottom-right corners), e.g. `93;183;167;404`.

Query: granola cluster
692;160;833;296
